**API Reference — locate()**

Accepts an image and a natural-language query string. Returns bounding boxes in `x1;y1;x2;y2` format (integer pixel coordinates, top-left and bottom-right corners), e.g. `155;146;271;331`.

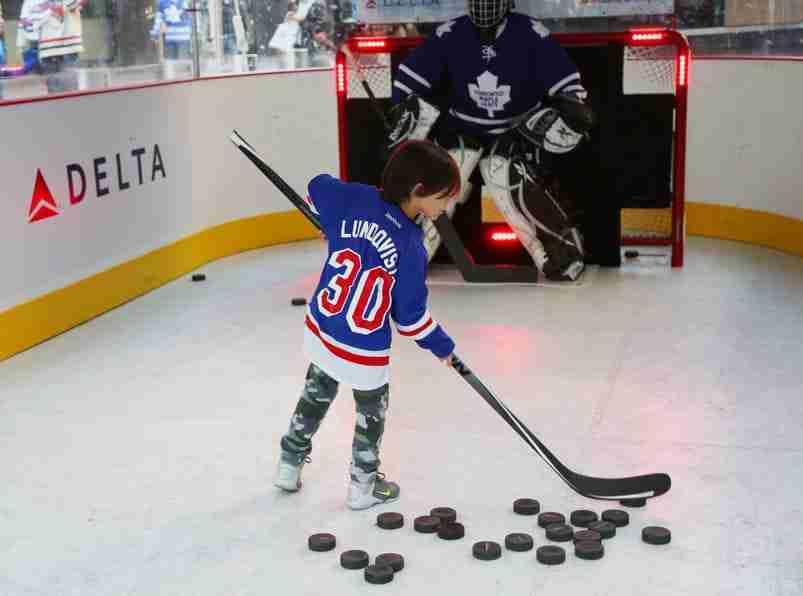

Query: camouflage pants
280;363;390;480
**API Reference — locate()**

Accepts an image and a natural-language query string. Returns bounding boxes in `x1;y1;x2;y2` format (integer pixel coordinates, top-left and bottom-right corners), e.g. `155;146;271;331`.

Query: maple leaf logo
435;20;454;38
165;4;183;22
468;71;511;118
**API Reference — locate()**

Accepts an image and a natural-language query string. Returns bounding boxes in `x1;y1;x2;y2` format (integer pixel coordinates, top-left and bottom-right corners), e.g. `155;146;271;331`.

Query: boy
275;140;461;510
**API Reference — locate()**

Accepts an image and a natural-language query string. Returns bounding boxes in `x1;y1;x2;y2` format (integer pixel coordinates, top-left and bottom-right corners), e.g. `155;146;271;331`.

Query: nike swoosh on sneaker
376;489;392;498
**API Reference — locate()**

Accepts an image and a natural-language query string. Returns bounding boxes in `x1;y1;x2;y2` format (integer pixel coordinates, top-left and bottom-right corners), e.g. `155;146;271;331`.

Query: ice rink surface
2;237;802;596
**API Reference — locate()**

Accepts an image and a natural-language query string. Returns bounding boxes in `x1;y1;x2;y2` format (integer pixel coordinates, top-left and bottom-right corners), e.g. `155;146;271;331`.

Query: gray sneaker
274;453;310;492
346;472;400;510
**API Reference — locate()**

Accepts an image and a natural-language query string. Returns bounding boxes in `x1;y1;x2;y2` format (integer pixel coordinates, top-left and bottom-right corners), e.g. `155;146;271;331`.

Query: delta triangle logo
28;169;60;223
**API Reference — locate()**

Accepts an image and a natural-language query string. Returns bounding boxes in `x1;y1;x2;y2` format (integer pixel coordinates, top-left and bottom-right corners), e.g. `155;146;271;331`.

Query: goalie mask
468;0;512;30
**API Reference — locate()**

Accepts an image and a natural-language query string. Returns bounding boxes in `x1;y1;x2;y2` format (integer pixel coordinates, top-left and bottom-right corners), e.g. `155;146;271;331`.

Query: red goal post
335;29;690;267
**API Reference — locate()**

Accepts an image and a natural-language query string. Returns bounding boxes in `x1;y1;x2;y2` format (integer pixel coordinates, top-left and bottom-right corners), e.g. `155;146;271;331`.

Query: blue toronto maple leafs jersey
392;13;585;141
303;174;455;390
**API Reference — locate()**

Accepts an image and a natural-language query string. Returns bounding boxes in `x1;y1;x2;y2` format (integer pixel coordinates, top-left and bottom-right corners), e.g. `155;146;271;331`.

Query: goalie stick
319;40;392;132
228;129;671;501
342;46;392;132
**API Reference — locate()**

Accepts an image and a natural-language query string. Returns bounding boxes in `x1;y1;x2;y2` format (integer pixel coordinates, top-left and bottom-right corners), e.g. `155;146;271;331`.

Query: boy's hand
440;353;453;368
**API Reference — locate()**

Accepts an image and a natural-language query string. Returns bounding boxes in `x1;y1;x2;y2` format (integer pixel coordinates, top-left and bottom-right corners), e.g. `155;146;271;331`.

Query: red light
348;38;391;53
677;52;689;87
491;231;518;242
336;57;346;95
630;31;666;44
356;40;387;50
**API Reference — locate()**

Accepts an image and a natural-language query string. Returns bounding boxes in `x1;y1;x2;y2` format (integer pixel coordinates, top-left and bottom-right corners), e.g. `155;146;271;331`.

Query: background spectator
221;0;239;56
0;2;4;99
17;0;46;73
38;0;84;92
152;0;192;60
0;1;6;66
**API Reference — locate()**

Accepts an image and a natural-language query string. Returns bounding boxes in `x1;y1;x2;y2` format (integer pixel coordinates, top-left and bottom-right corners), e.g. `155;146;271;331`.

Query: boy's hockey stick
449;354;671;501
229;129;670;501
229;129;322;232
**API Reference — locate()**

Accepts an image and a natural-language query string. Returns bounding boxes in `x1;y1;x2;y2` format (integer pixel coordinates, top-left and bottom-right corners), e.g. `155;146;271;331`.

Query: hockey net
337;30;690;266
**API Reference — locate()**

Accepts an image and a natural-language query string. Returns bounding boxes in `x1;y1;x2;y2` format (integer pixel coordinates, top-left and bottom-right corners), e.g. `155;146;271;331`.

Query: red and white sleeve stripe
395;311;437;341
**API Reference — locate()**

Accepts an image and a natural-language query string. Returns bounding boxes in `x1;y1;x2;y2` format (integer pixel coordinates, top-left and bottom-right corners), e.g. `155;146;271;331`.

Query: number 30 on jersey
316;249;396;334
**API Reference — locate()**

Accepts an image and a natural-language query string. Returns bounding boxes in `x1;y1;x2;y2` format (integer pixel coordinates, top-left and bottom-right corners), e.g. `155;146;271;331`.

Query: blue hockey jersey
303;174;455;390
392;14;586;141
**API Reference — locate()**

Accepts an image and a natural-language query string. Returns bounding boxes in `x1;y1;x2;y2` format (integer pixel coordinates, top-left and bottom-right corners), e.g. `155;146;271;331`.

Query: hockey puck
536;545;566;565
437;522;465;541
430;507;457;524
620;497;647;508
364;564;394;584
601;509;630;527
377;512;404;530
624;250;639;259
538;512;566;528
340;550;370;570
545;523;574;543
504;533;534;552
575;540;604;560
642;526;671;545
308;533;336;552
513;498;540;515
570;509;599;528
375;553;404;573
473;541;502;561
573;530;602;544
414;516;441;534
291;297;307;306
587;520;616;539
191;273;206;282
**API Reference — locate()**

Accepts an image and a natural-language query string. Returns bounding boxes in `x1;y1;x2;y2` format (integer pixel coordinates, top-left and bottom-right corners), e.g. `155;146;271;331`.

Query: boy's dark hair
381;140;461;205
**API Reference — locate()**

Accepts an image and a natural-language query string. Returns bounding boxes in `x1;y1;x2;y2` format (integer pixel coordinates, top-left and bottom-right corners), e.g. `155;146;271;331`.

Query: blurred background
0;0;800;101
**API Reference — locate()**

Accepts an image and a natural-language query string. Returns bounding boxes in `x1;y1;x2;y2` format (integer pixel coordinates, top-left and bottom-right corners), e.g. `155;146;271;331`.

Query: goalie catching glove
516;94;595;155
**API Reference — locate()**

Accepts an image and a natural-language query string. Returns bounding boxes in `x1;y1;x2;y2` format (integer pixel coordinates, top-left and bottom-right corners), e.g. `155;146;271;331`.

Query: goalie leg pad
419;138;483;262
479;141;585;281
387;95;441;150
447;135;484;206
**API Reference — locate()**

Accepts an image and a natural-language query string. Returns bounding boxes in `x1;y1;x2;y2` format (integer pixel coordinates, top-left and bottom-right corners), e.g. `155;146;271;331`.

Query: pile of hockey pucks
341;549;405;585
309;528;405;585
307;499;672;583
519;499;671;564
413;506;465;540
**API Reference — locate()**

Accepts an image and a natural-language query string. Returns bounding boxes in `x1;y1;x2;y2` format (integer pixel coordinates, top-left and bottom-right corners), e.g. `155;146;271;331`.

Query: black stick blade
450;353;671;501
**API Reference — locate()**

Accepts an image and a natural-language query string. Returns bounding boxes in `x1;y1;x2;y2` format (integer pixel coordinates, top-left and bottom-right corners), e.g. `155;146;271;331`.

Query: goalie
388;0;595;281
